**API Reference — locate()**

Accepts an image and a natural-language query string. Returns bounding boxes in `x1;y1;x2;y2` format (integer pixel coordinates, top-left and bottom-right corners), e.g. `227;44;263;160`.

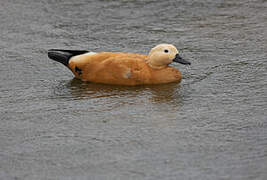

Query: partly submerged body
69;52;182;86
48;44;191;86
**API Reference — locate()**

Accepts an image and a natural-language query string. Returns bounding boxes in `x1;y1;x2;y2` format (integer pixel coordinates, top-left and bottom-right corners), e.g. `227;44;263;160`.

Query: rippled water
0;0;267;179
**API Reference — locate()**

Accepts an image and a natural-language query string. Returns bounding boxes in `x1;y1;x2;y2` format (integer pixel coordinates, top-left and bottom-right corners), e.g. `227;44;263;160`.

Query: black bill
173;54;191;65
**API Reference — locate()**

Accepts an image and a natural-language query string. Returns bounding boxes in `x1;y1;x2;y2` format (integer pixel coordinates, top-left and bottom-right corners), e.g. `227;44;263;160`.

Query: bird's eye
164;49;169;53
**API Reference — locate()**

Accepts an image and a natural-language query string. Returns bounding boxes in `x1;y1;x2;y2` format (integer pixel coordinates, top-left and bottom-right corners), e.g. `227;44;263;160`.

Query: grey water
0;0;267;179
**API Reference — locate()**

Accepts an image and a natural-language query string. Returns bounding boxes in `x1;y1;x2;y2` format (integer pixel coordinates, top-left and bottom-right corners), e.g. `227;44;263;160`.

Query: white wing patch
70;52;97;63
84;52;97;56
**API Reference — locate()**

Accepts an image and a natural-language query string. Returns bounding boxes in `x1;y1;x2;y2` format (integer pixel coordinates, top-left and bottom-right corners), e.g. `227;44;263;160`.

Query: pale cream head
147;44;179;69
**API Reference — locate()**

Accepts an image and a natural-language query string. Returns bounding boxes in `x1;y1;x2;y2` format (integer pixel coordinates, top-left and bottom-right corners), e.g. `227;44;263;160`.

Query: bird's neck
146;60;168;70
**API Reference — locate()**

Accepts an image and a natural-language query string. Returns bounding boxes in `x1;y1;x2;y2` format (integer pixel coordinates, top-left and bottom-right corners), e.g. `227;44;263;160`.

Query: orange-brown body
48;44;191;86
68;52;182;86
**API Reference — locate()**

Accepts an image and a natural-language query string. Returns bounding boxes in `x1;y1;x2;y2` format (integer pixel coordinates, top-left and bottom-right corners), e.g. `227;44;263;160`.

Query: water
0;0;267;179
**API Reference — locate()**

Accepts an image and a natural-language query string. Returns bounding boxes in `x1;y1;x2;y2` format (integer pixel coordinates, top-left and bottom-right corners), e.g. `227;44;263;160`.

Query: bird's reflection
54;78;184;107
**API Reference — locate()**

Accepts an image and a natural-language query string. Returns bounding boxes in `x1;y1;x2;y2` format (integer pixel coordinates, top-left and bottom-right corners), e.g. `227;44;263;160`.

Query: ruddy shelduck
48;44;191;86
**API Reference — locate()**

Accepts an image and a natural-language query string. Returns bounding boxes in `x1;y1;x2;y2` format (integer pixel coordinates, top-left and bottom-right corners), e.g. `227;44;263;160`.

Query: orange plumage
48;44;191;86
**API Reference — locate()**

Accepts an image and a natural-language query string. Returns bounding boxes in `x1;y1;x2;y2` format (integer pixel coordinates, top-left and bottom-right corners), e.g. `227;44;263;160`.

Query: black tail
48;49;89;66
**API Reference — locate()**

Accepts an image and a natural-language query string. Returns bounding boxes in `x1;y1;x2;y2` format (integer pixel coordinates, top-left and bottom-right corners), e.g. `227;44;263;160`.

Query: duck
48;44;191;86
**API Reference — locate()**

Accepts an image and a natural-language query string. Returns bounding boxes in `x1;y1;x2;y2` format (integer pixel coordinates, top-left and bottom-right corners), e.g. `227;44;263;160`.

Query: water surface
0;0;267;179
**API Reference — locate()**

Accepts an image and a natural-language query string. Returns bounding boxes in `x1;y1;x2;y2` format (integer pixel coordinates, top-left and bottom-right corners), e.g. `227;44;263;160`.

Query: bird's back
69;52;150;85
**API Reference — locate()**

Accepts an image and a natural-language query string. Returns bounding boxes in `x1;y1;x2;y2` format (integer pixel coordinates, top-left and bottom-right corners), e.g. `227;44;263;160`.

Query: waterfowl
48;44;191;86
